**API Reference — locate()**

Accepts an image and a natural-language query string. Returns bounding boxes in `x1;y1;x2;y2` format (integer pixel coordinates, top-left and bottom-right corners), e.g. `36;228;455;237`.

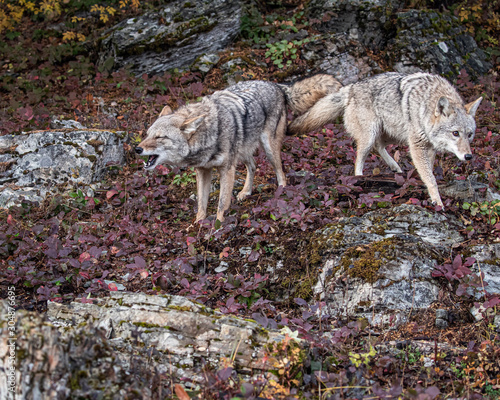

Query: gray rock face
47;292;287;375
97;0;245;76
0;129;128;208
388;10;491;77
303;34;383;85
469;243;500;296
305;0;491;83
0;292;294;397
314;204;465;326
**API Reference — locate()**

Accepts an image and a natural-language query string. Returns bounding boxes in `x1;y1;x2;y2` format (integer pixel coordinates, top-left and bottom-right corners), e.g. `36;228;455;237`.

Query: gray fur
289;72;483;206
136;80;287;222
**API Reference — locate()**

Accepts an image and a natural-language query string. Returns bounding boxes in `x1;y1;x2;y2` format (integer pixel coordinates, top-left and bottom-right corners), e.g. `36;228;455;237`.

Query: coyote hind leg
237;155;256;201
260;112;287;187
375;142;403;173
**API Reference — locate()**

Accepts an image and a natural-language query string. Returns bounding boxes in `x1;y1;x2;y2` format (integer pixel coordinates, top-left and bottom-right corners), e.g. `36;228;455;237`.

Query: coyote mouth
144;155;159;169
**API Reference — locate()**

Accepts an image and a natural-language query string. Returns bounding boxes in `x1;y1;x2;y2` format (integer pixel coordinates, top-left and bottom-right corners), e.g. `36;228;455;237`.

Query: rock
389;9;491;77
303;34;383;85
469;243;500;296
50;117;86;130
0;129;128;208
97;0;248;76
314;204;465;327
470;303;496;321
305;0;491;83
435;309;449;329
215;261;229;273
439;175;495;203
0;292;302;397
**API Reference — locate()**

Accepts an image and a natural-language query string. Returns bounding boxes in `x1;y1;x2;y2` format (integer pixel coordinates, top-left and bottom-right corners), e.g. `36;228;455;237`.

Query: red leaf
79;252;91;263
134;256;146;269
108;282;118;291
452;255;462;269
394;174;405;185
106;189;118;200
248;250;260;262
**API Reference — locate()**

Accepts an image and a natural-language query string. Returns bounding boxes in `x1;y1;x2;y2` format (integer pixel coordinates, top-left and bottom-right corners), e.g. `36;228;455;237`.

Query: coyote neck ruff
288;72;482;207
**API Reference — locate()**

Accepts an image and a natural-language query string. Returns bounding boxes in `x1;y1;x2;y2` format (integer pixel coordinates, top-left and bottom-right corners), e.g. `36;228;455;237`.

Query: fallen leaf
174;384;190;400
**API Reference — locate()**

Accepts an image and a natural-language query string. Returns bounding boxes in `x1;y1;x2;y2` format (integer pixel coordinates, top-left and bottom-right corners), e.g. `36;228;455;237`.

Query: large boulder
314;204;465;326
0;128;128;208
0;292;296;398
97;0;247;76
304;0;491;83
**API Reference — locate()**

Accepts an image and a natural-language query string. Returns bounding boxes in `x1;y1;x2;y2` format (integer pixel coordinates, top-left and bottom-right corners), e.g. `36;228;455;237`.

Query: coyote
136;75;341;222
289;72;482;206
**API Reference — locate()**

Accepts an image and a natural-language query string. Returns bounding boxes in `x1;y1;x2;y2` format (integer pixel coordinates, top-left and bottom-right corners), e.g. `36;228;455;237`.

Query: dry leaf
174;384;190;400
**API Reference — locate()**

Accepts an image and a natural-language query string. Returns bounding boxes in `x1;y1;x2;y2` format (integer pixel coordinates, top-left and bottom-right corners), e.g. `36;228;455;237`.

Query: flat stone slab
0;129;128;208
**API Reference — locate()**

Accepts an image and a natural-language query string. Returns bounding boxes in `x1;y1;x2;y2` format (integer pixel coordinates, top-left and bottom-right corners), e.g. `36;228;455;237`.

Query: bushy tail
278;74;342;116
287;88;348;135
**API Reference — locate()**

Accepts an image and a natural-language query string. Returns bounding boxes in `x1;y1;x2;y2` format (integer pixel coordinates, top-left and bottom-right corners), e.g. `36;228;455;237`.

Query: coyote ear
181;115;205;138
159;105;173;117
465;97;482;117
435;97;451;117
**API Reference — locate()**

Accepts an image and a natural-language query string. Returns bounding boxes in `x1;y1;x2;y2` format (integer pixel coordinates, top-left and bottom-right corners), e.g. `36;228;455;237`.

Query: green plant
396;345;422;364
462;199;500;225
69;189;100;209
172;168;196;186
349;345;376;367
240;8;268;43
265;38;311;69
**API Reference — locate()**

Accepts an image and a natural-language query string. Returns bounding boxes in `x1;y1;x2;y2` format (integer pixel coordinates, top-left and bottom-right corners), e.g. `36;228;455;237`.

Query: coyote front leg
217;164;236;222
408;141;443;206
195;167;212;222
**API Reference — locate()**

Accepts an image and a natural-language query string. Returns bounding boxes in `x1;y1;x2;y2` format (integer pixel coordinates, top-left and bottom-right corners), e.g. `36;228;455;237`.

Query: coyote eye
468;132;474;139
452;131;460;137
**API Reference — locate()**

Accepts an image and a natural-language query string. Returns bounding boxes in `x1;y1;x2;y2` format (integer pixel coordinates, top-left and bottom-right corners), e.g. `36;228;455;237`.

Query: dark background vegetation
1;0;500;398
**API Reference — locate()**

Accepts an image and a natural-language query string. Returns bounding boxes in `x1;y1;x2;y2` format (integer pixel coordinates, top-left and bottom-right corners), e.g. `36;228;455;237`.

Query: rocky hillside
1;0;500;398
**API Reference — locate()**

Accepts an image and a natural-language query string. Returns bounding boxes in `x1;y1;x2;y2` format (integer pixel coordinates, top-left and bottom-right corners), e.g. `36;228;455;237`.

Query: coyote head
135;106;205;170
431;96;482;161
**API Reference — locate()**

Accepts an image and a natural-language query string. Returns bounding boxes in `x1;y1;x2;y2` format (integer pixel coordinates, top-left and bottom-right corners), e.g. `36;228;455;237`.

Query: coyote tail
278;74;342;116
287;88;347;135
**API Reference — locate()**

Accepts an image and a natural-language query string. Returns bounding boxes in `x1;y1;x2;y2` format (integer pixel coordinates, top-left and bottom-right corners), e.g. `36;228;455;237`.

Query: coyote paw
431;201;445;210
237;191;251;202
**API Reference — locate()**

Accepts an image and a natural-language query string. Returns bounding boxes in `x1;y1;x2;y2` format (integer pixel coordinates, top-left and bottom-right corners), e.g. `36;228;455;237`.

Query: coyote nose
135;147;143;155
464;154;473;161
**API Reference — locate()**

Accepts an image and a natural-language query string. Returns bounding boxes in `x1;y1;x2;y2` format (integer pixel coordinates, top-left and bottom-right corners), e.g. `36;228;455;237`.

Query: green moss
87;139;104;149
168;305;193;312
369;223;387;236
339;237;399;283
132;322;161;328
69;369;88;390
280;273;318;301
